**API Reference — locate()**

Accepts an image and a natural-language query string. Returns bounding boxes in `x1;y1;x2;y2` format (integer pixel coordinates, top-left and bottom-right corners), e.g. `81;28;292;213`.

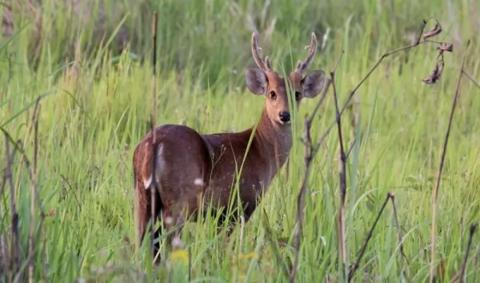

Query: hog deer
133;32;328;258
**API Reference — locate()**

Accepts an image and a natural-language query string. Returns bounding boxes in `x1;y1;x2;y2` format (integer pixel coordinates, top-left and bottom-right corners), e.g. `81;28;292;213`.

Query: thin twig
288;52;334;282
330;70;348;279
348;193;392;281
455;224;478;282
345;137;357;160
462;71;480;90
389;194;409;265
4;133;19;282
308;75;333;124
289;114;315;283
429;42;469;283
315;20;434;148
149;11;159;262
0;173;5;201
27;98;41;283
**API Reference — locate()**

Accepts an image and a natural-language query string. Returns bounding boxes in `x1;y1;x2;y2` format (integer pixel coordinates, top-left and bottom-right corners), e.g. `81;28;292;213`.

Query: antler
295;32;318;74
251;32;271;72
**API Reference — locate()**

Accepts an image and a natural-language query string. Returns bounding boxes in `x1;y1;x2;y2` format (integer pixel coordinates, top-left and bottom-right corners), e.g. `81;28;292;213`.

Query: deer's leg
135;179;150;246
162;206;186;249
151;187;164;263
135;178;164;264
161;192;204;249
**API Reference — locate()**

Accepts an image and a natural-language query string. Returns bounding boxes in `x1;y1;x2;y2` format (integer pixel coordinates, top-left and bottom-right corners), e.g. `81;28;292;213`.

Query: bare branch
389;194;409;265
345;137;357;160
462;71;480;90
4;132;19;282
307;78;332;127
348;193;392;281
289;113;315;283
289;64;334;282
315;20;449;149
429;41;469;283
27;98;41;283
451;224;478;283
150;11;160;262
330;70;348;279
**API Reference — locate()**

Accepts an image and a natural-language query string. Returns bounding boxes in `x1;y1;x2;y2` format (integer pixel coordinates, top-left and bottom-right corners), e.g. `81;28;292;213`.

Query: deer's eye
295;91;301;100
269;91;277;100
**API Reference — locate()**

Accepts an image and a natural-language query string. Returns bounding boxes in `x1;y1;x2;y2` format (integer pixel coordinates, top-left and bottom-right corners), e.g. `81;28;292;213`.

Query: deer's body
134;108;291;229
133;33;327;259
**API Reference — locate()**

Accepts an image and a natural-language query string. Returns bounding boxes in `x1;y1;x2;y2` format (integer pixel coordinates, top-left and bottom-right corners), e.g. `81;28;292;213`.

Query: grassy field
1;0;480;282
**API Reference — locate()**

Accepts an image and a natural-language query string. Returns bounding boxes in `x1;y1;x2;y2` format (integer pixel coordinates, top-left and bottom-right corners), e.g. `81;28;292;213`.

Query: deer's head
245;33;328;126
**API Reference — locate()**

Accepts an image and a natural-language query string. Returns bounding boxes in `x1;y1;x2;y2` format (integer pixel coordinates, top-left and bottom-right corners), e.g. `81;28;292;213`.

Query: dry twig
450;224;478;283
149;11;160;262
27;98;42;283
289;75;331;283
348;193;392;281
316;20;451;154
429;41;468;283
4;133;19;282
330;70;348;279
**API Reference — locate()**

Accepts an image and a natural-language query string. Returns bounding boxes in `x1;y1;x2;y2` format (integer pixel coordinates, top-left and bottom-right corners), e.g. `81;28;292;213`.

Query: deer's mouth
276;119;291;126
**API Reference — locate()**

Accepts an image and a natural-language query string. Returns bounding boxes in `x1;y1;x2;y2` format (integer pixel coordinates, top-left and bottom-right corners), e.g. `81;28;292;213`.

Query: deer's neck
254;110;292;174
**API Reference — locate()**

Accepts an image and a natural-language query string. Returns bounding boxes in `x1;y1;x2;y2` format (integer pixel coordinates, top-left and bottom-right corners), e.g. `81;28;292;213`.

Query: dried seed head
422;22;442;40
423;52;445;85
437;43;453;53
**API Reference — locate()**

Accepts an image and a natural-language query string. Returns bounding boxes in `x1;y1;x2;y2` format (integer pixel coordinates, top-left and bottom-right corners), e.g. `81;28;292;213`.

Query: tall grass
1;0;480;281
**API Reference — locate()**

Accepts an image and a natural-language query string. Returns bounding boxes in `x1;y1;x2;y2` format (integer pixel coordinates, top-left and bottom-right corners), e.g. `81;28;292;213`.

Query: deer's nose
279;111;290;123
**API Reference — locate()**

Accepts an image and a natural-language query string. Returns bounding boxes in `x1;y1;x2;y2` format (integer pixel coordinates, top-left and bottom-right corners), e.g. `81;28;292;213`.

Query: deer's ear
245;68;267;95
302;70;328;98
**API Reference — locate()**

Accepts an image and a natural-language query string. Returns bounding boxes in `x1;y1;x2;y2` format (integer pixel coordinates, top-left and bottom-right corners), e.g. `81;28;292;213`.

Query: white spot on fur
155;144;166;184
164;216;173;225
143;175;152;190
194;178;204;186
171;236;184;249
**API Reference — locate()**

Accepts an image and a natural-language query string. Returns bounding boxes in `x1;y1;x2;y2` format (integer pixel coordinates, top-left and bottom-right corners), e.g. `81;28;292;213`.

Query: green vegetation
1;0;480;281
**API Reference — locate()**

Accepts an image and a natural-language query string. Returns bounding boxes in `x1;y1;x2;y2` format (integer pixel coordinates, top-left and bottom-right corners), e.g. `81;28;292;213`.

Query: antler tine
265;56;272;69
251;32;271;71
295;32;318;73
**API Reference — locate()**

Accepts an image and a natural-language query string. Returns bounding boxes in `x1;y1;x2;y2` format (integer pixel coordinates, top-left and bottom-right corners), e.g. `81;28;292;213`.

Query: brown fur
133;33;327;258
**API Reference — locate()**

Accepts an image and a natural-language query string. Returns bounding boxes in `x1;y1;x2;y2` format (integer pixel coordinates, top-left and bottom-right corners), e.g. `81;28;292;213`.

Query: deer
133;32;328;259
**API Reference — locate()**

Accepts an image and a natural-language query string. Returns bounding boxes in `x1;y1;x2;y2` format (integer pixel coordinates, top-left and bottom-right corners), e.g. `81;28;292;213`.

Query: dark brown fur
133;33;327;258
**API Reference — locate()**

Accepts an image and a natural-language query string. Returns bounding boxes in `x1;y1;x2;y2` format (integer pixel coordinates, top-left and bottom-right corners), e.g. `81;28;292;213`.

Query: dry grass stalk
149;11;160;262
330;70;349;279
1;92;48;281
4;133;19;282
316;20;452;145
288;76;330;282
450;224;478;283
348;193;392;281
429;42;468;283
309;20;449;280
27;98;41;283
389;194;410;268
462;71;480;89
289;80;331;283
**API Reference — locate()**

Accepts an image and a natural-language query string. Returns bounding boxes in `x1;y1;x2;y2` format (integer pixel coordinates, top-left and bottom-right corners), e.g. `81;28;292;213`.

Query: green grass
1;0;480;281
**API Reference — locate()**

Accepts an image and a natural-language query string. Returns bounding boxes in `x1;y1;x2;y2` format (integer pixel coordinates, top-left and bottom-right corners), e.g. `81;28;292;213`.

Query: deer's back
133;125;212;215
